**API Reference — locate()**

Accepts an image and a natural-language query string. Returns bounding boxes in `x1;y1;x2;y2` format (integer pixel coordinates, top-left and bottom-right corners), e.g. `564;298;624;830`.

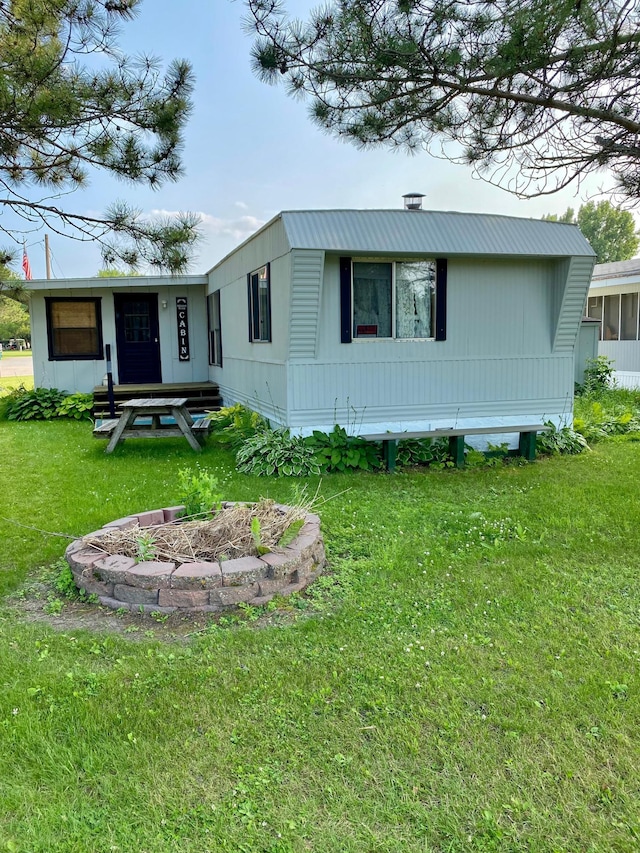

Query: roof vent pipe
403;192;425;211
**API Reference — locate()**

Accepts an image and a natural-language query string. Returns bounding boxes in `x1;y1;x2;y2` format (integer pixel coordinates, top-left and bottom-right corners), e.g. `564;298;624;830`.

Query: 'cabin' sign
176;297;190;361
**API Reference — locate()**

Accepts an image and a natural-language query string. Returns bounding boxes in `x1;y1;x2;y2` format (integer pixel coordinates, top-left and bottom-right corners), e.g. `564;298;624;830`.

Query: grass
0;349;32;357
0;375;33;394
0;417;639;851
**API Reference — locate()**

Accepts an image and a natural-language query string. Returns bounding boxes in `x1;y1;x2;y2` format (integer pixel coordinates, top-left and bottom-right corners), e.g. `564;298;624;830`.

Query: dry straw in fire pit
83;499;309;566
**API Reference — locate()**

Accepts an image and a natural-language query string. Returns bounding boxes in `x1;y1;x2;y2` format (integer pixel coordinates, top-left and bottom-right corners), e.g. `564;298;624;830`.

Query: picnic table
93;398;210;454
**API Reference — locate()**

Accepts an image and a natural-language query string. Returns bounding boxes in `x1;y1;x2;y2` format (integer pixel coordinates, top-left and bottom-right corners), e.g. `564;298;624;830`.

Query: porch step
92;382;222;419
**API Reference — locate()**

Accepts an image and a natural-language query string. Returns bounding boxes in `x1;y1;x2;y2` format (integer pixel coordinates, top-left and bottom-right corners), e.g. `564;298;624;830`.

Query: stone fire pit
65;503;326;615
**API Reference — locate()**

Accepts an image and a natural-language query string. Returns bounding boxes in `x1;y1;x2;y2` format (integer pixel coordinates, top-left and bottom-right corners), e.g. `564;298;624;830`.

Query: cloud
234;201;249;210
150;209;265;243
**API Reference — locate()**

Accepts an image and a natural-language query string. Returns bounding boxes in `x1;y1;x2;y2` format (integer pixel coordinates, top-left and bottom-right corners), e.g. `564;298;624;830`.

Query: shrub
579;356;615;395
305;425;382;472
56;392;94;420
204;404;268;449
537;421;590;455
4;386;68;421
236;429;321;477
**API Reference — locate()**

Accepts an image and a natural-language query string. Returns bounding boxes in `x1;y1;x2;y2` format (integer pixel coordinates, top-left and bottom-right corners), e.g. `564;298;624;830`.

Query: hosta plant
236;429;321;477
537;421;590;455
56;393;94;420
4;387;69;421
305;425;382;472
204;404;268;449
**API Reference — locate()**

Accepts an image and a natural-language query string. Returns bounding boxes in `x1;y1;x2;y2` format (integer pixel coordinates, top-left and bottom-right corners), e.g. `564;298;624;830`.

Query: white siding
599;341;640;372
216;358;288;426
289;250;325;359
30;282;209;393
208;218;291;420
287;255;575;434
552;256;595;352
288;355;573;430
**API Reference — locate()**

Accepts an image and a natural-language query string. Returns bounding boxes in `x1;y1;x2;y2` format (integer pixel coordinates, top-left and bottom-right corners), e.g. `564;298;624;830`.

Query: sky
18;0;625;280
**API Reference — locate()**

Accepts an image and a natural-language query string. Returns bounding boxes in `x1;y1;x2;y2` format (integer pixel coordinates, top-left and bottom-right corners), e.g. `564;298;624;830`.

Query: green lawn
0;349;32;357
0;375;33;394
0;420;639;852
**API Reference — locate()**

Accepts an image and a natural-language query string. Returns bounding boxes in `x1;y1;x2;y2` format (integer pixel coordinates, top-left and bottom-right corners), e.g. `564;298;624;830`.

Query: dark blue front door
114;294;162;384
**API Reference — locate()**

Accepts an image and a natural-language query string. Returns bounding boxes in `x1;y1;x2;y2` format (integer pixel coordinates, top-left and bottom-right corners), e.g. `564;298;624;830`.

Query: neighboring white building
28;208;596;442
588;258;640;388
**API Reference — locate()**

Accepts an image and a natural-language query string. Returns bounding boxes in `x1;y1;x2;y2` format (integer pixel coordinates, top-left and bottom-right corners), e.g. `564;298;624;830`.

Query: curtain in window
50;300;99;356
353;262;392;337
395;261;435;338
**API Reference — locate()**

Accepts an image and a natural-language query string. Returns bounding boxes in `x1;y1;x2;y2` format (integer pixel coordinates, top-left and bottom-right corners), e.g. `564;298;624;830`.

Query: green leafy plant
149;610;170;624
395;437;454;469
53;560;79;599
305;425;382;472
177;467;223;518
56;393;94;420
278;519;305;547
579;356;616;395
464;442;510;468
537;421;590;455
236;429;321;477
573;400;640;442
250;516;270;555
4;387;68;421
204;404;268;449
43;595;64;615
135;533;157;563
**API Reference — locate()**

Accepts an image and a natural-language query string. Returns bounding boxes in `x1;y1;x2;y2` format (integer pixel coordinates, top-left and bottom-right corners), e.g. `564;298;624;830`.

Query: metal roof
26;274;208;291
591;258;640;280
278;209;595;258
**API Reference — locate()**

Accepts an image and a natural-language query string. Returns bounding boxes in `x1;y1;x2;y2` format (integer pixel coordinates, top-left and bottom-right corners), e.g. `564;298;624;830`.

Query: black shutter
247;273;253;342
339;256;352;343
265;262;272;343
215;290;223;366
435;258;447;342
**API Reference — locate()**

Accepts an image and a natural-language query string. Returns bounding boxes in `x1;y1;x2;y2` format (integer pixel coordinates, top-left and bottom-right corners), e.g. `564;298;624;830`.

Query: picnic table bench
93;398;212;453
360;424;550;471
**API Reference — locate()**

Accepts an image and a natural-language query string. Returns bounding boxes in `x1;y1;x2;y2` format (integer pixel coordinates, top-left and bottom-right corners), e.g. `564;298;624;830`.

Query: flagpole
45;234;51;280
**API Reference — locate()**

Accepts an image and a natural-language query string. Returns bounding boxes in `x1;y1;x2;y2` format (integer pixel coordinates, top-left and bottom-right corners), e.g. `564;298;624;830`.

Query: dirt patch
4;571;307;641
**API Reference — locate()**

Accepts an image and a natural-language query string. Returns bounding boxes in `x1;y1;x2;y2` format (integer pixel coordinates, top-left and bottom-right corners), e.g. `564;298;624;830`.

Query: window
587;295;603;340
45;298;103;359
621;293;639;340
208;290;222;366
352;259;437;339
603;294;620;340
247;264;271;342
122;300;151;342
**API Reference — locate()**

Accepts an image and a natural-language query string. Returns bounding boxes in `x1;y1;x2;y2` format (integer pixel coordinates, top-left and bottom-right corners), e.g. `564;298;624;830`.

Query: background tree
96;268;141;277
0;268;29;340
542;201;639;262
0;0;200;289
0;294;30;342
542;209;576;224
247;0;640;203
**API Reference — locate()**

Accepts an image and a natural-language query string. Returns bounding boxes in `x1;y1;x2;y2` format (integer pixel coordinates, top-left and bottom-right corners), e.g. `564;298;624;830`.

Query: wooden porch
92;381;222;420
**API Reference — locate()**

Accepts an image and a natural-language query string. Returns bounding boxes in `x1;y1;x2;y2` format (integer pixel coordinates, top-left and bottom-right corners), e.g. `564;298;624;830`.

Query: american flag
22;246;32;280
